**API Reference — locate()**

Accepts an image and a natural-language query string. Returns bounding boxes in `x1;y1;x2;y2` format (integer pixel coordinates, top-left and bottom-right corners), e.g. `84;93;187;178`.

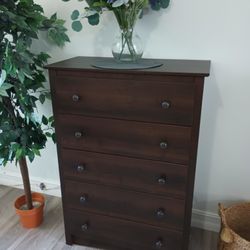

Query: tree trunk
19;157;33;210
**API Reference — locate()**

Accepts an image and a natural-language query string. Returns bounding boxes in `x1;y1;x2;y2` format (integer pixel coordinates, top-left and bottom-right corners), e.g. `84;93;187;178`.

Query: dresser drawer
64;180;185;230
61;149;188;198
67;209;183;250
54;76;195;126
57;115;191;165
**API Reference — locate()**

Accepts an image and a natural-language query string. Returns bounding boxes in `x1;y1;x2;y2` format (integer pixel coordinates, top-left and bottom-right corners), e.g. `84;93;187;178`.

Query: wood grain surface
64;180;185;230
56;114;192;165
60;149;188;198
53;75;195;126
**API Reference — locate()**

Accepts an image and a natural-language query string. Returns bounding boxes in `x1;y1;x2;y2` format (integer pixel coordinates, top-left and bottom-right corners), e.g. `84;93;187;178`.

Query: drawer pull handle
75;131;83;138
155;239;164;248
77;165;85;172
161;101;171;109
160;141;168;149
81;223;89;231
80;195;88;204
156;208;166;218
72;94;80;102
157;176;167;185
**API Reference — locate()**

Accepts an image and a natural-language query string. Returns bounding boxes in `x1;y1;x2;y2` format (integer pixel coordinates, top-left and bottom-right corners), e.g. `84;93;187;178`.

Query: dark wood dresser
46;57;210;250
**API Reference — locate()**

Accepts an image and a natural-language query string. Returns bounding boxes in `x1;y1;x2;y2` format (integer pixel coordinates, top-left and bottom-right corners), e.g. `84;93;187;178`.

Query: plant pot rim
14;192;45;215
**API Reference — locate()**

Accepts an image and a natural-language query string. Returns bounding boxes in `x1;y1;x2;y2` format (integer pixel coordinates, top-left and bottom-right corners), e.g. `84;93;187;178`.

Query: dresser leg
182;232;190;250
65;233;73;246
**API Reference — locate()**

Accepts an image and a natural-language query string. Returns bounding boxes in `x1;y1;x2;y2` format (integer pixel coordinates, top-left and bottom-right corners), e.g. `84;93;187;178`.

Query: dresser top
46;56;210;77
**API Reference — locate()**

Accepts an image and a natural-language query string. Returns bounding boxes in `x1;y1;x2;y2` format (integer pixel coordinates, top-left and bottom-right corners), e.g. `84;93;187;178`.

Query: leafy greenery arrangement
63;0;169;61
63;0;170;32
0;0;69;209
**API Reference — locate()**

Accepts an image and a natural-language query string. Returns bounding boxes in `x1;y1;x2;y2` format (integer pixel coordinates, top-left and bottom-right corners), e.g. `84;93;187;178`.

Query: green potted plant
0;0;69;228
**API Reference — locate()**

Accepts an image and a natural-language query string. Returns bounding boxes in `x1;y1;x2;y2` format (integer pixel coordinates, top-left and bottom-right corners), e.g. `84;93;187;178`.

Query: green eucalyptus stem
113;5;141;61
119;34;127;59
120;28;136;60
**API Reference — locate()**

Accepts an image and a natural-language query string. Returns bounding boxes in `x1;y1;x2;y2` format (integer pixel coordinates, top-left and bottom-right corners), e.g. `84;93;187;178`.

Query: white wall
1;0;250;230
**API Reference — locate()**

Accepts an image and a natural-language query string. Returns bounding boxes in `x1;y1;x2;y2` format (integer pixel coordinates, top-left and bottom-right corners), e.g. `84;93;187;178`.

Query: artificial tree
0;0;69;210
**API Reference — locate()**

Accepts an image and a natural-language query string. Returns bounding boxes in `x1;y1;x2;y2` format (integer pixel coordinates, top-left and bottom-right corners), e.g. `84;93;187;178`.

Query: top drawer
53;75;195;126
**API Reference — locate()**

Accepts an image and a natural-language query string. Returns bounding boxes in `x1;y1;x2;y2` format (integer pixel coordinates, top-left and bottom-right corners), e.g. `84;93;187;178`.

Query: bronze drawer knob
160;141;168;149
80;195;88;204
157;176;167;185
72;94;80;102
77;165;85;172
75;131;83;138
155;239;164;248
156;208;166;218
81;223;89;231
161;101;171;109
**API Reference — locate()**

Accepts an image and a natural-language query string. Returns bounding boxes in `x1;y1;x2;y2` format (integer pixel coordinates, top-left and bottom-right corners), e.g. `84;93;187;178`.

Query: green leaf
0;6;8;11
39;94;46;104
88;14;99;26
42;19;54;28
42;115;48;125
4;57;12;74
20;134;28;146
0;89;8;97
16;39;27;52
151;2;161;10
15;148;24;160
50;13;57;21
27;150;35;162
93;2;108;7
45;132;52;137
17;70;25;83
160;0;170;8
45;92;51;100
42;14;70;47
23;72;33;80
0;70;7;86
48;116;54;122
37;52;51;63
52;133;56;143
72;21;83;32
11;143;20;152
71;10;80;20
33;148;41;156
20;51;33;64
0;83;13;91
33;3;44;12
47;26;69;47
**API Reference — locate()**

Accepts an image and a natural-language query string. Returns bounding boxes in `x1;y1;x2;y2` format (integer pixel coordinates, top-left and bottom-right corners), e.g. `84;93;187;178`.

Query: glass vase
112;9;143;63
112;27;143;63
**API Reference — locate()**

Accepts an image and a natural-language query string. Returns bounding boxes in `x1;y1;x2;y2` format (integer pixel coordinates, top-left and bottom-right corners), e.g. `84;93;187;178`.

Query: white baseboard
192;208;220;232
0;170;61;197
0;171;220;232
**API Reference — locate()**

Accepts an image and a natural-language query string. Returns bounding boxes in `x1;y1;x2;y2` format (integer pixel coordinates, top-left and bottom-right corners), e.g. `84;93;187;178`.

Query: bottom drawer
67;209;183;250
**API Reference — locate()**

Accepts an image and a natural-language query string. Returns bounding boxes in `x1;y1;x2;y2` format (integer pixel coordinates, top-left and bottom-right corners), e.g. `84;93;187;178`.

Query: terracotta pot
14;192;45;228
